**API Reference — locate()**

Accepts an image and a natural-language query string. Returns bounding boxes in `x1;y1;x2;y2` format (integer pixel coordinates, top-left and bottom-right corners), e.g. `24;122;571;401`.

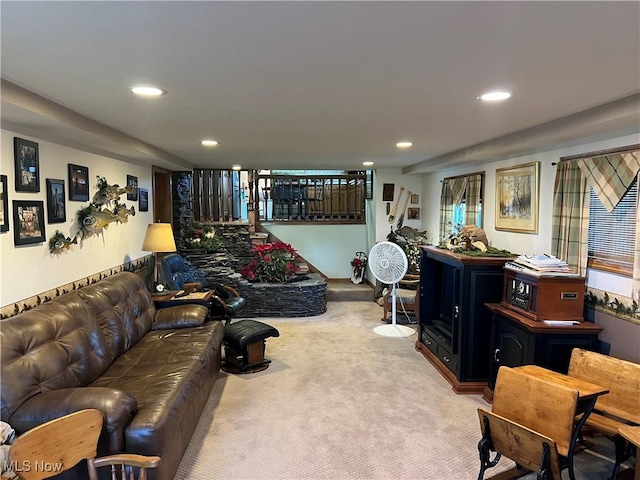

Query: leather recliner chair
159;253;247;324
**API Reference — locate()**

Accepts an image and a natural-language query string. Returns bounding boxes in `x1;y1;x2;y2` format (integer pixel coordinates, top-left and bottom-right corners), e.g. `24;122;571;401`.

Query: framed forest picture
495;162;539;234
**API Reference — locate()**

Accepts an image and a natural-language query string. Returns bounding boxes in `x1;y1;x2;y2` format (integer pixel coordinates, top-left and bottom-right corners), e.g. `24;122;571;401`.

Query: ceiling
1;1;639;174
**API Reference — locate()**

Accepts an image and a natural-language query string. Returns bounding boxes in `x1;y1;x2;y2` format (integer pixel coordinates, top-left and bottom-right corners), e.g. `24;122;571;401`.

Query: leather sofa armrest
152;304;208;330
8;387;137;452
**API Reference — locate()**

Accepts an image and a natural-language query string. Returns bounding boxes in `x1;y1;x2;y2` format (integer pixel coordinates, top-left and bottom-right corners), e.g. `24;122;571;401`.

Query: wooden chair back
477;407;562;478
383;273;420;321
9;409;161;480
492;366;579;457
9;409;102;480
568;348;640;425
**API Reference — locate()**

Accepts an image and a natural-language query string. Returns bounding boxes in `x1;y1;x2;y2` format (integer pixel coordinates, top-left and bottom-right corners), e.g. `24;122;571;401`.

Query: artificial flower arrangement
241;241;300;283
350;252;368;283
183;221;221;252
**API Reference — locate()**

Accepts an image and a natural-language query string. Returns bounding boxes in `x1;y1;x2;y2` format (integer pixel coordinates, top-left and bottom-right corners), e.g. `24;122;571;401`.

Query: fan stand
374;283;415;338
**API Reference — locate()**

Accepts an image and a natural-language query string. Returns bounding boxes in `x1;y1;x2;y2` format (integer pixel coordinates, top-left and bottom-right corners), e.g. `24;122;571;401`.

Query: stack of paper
505;254;580;277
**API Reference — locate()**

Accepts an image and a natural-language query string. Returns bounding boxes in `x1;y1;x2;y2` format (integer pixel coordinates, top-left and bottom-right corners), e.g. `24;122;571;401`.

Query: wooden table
618;425;640;480
514;365;610;480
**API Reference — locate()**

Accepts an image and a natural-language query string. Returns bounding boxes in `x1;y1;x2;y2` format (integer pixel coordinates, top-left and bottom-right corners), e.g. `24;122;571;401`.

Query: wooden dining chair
477;366;579;479
8;409;161;480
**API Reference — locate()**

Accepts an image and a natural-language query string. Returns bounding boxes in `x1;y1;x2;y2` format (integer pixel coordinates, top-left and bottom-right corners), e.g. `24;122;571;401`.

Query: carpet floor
174;301;635;480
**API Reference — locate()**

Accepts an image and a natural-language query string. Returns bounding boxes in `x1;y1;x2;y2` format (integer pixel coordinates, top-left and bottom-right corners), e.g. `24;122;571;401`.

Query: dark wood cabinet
483;303;602;402
416;246;512;394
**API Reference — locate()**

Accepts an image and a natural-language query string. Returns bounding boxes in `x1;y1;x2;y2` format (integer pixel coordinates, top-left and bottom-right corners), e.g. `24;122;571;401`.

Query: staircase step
326;281;374;302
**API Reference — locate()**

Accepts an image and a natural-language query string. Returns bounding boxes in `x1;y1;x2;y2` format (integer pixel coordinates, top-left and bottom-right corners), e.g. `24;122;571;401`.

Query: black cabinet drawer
421;330;439;356
438;347;458;375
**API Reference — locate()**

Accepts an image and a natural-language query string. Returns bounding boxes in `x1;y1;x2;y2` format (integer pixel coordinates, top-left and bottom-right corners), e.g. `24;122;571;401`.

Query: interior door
153;168;172;223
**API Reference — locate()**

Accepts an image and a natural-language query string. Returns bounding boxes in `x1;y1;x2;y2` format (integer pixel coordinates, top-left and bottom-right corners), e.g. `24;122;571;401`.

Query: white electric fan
368;241;415;337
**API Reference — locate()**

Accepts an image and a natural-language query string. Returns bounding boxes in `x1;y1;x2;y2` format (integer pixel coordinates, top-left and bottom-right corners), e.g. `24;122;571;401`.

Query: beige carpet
174;301;632;480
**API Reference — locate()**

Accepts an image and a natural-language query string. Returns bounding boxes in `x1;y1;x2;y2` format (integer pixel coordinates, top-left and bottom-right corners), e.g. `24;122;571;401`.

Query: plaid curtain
551;159;590;275
450;177;468;206
465;173;482;226
577;151;640;212
439;179;454;243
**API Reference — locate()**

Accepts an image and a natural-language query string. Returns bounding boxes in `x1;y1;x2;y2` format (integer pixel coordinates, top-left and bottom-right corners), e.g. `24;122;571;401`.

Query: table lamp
141;223;177;292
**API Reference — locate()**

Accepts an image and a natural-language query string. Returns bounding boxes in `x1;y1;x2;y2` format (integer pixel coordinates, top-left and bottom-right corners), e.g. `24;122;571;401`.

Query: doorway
152;167;172;223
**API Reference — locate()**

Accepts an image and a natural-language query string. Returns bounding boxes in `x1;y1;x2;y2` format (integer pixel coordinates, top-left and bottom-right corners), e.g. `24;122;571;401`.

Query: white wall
263;223;368;279
1;129;154;305
373;168;426;242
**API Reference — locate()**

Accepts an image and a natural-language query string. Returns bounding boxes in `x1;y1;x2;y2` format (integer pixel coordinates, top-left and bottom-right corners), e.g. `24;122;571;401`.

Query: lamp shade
141;223;177;252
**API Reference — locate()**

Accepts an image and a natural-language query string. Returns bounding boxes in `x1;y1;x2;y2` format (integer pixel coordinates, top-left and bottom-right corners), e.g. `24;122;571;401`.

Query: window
452;199;483;233
439;172;484;242
587;179;637;276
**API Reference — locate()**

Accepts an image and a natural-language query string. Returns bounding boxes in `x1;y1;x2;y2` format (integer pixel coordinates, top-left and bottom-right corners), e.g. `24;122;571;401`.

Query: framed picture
126;175;138;201
495;162;540;234
14;137;40;192
13;200;46;246
407;207;420;220
139;188;149;212
382;183;395;202
68;164;89;201
410;193;419;204
0;175;9;232
46;179;66;223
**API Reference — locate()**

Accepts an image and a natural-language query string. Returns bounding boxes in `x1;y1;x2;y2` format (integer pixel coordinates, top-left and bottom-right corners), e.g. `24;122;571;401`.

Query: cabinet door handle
454;305;459;320
494;348;501;363
443;356;450;363
425;339;432;345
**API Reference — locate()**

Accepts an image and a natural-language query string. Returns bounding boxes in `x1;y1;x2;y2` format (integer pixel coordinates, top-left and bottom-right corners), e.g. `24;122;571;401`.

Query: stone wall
180;224;327;317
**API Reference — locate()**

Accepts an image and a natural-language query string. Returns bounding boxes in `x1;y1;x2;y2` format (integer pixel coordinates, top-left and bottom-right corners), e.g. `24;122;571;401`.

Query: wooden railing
256;174;366;223
191;170;367;224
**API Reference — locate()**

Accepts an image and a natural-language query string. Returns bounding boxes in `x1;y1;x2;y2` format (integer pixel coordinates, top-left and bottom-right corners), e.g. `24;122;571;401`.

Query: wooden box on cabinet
416;246;513;394
482;303;602;403
501;268;585;321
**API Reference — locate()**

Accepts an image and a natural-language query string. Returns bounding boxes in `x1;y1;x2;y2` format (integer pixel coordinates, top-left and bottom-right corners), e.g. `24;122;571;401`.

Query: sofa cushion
1;295;111;420
89;321;224;468
152;304;208;330
75;272;155;360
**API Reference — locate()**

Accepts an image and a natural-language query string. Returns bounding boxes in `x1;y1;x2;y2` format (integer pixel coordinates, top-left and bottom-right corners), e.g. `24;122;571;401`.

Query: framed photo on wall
408;207;420;220
68;164;89;201
46;178;66;223
127;175;138;201
139;188;149;212
0;175;9;232
495;162;540;234
13;200;46;246
14;137;40;192
382;183;395;202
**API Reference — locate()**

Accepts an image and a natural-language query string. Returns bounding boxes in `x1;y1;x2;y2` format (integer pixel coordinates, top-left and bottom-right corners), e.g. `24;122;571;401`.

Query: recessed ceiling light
478;91;512;102
201;140;219;147
362;161;374;166
396;141;413;149
231;164;242;171
129;86;167;97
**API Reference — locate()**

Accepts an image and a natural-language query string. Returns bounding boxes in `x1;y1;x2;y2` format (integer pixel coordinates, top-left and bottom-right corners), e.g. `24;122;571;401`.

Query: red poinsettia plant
241;241;300;283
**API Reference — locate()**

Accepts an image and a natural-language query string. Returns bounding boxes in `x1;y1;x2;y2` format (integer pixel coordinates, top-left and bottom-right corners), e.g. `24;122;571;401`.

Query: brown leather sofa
0;271;224;480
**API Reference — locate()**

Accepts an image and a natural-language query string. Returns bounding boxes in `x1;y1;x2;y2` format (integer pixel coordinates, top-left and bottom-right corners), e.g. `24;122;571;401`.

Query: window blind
588;179;637;266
